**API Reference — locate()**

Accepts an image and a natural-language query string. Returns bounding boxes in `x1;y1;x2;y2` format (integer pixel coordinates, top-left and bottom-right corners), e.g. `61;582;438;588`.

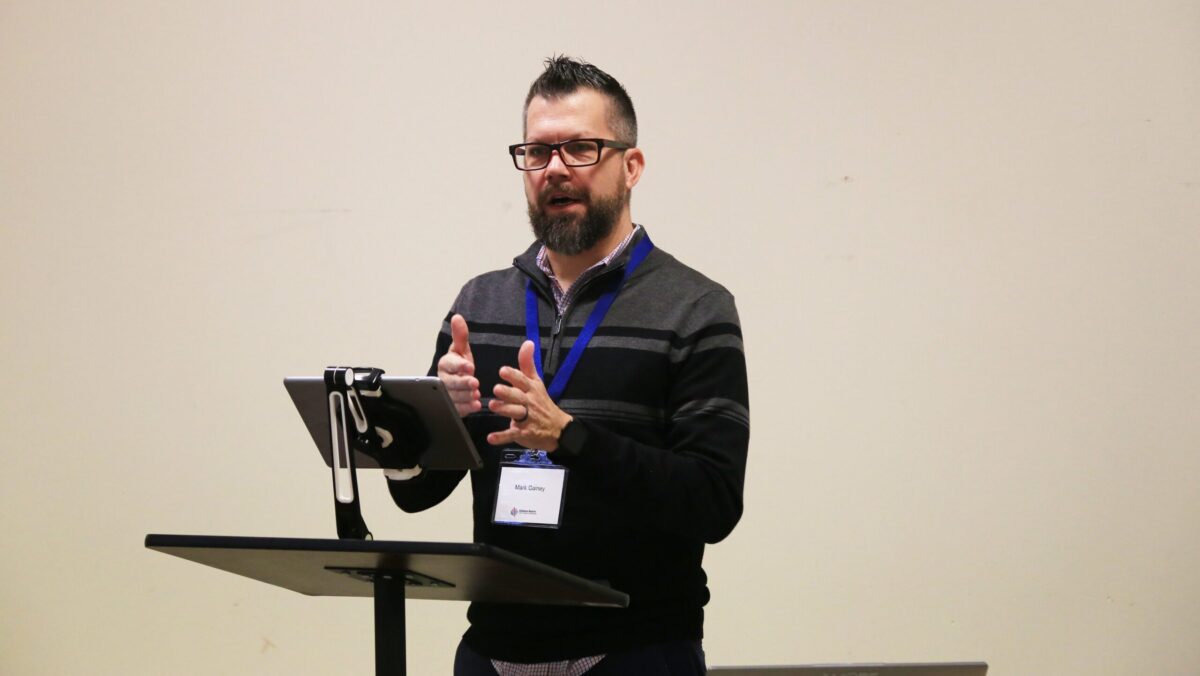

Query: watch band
556;419;588;457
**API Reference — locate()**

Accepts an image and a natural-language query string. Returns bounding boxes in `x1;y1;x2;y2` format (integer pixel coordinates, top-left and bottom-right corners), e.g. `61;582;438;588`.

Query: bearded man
387;56;750;676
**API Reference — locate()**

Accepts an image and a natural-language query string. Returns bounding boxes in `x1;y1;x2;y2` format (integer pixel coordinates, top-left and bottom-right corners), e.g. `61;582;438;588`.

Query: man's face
523;89;632;255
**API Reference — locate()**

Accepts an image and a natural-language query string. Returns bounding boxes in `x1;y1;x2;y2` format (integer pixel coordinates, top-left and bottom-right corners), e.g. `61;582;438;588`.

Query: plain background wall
2;1;1198;673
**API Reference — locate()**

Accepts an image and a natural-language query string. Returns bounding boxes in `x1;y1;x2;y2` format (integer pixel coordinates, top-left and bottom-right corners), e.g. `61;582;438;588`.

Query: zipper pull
552;313;564;337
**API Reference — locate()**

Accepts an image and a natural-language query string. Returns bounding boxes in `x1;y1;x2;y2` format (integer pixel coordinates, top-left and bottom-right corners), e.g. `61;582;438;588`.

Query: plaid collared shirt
490;655;604;676
535;224;642;315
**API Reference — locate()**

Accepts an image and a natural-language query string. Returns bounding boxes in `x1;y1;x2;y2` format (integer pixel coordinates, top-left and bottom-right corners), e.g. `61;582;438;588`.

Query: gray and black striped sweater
389;228;750;662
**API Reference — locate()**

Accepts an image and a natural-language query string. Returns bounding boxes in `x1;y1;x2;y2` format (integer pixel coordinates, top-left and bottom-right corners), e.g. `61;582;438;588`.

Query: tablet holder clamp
323;366;429;540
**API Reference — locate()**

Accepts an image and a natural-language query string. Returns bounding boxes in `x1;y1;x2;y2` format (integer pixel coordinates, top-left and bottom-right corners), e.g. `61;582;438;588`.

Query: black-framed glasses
508;138;632;171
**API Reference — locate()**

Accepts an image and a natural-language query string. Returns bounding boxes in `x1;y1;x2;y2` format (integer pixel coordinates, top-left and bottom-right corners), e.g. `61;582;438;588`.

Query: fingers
485;339;559;448
487;427;518;447
487;398;527;421
489;383;530;426
485;391;572;451
450;314;472;359
446;380;481;415
498;365;532;391
455;400;482;416
441;373;478;392
438;325;480;416
517;340;538;379
443;373;480;401
439;351;475;377
490;383;527;407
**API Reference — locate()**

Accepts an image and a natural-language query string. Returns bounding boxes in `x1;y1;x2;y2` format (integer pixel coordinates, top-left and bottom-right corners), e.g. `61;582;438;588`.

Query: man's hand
487;340;573;450
437;314;481;417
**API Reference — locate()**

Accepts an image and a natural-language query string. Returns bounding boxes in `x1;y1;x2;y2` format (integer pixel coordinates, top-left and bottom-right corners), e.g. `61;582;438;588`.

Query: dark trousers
454;638;707;676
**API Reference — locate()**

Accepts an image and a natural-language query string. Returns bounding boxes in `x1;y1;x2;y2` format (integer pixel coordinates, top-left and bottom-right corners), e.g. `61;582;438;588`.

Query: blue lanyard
524;235;654;402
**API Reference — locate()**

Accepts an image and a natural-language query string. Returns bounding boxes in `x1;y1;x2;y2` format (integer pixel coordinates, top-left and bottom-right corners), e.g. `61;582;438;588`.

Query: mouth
544;191;585;209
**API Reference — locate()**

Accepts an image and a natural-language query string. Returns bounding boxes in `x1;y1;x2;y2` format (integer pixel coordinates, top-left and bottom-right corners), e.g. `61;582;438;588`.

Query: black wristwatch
556;419;588;457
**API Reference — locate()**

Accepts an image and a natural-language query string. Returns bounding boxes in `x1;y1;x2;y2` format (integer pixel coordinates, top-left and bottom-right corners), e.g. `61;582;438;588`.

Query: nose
543;148;571;179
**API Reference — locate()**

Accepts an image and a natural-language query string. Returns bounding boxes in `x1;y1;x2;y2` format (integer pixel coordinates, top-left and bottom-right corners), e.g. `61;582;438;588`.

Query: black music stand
146;534;629;676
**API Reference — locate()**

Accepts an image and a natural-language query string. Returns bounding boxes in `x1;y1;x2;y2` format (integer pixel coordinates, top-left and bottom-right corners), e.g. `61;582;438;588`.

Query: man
387;56;749;675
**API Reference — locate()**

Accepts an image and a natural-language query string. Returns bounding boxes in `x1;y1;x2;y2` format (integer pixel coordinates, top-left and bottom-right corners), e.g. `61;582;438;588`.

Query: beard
528;185;629;256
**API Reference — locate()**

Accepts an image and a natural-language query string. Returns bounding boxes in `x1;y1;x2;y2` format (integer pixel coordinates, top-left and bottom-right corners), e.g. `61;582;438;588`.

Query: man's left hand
487;340;572;451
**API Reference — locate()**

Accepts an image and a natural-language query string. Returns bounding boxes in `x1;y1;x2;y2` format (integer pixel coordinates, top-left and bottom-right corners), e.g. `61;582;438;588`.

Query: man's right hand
438;314;481;417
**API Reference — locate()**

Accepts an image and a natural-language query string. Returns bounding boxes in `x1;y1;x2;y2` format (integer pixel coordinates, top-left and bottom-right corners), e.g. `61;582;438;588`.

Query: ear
622;147;645;190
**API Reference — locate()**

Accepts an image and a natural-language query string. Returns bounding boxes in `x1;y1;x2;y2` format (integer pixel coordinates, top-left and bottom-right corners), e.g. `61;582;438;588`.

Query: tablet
284;376;482;471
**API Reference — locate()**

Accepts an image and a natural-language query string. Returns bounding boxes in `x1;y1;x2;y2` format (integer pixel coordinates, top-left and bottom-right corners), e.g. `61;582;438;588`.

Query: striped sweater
388;227;750;662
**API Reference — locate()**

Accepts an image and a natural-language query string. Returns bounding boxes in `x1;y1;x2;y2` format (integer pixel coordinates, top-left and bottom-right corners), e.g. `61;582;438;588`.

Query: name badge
493;459;568;529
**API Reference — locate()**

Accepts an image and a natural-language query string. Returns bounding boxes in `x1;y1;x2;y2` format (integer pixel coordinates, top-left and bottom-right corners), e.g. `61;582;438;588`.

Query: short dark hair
523;55;638;146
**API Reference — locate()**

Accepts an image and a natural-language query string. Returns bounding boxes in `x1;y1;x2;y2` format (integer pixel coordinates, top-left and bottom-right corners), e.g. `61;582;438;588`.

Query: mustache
538;185;588;205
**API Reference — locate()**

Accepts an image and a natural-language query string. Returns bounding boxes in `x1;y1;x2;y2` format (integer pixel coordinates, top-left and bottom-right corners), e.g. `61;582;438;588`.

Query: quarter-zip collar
513;225;650;305
520;229;656;382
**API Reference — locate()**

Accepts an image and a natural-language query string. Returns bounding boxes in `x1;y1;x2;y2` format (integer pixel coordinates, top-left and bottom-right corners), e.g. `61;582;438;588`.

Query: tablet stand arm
324;366;375;540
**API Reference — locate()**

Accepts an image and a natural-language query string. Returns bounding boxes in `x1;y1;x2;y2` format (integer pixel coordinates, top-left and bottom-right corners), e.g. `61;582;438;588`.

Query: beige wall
2;1;1198;673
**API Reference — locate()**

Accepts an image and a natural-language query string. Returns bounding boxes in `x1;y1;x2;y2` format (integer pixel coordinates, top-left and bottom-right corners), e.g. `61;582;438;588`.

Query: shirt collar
534;224;642;313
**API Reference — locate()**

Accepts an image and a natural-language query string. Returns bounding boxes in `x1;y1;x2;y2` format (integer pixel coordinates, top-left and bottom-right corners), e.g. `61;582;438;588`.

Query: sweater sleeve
554;289;750;544
385;310;469;513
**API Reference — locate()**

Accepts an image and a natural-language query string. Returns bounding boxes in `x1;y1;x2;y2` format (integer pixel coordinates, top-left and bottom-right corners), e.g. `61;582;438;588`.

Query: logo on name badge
510;507;518;517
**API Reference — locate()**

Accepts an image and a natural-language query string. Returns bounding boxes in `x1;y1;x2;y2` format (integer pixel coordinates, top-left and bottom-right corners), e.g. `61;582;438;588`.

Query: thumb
450;314;472;358
518;340;539;380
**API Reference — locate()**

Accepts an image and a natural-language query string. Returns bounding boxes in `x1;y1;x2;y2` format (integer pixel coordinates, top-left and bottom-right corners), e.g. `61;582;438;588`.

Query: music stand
146;534;629;676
